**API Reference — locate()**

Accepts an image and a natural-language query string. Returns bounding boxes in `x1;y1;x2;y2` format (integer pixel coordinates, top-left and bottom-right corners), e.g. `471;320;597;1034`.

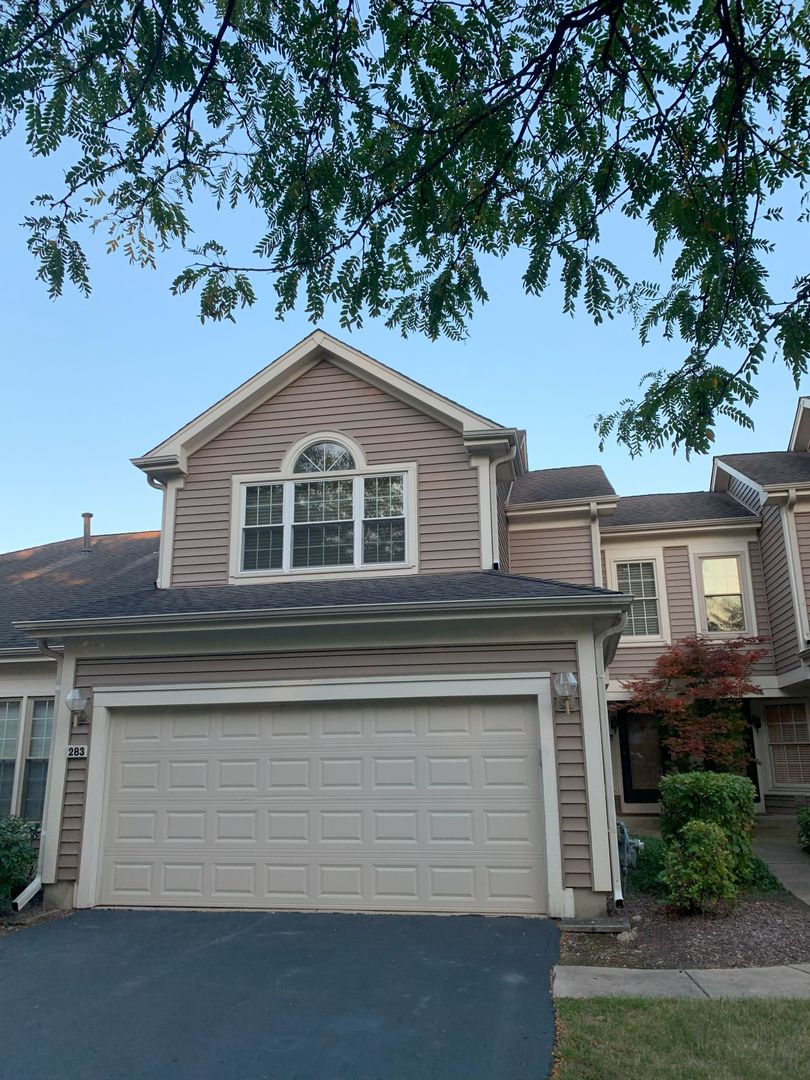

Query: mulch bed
559;890;810;969
0;894;70;939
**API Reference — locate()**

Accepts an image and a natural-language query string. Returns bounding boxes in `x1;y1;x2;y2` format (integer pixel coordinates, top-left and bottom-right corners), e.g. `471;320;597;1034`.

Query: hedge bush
659;771;756;882
661;819;738;914
0;816;39;911
626;835;667;896
798;807;810;853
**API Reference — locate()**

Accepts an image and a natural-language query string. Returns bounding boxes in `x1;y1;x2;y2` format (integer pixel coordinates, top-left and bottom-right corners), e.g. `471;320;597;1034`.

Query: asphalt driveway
0;909;558;1080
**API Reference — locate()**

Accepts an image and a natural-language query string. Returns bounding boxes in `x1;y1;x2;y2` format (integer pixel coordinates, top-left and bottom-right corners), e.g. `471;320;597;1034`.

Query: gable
170;358;483;586
134;332;502;478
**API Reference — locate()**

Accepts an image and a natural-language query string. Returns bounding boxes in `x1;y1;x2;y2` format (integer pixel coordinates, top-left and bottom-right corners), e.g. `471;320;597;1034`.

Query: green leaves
1;0;809;453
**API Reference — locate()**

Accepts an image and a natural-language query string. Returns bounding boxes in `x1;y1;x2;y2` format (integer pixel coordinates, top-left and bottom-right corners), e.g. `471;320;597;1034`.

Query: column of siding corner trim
589;501;603;587
782;492;810;648
573;632;613;894
40;650;76;885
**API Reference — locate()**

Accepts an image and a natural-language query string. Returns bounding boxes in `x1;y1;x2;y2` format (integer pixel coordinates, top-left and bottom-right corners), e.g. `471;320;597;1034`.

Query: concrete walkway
754;817;810;906
554;962;810;999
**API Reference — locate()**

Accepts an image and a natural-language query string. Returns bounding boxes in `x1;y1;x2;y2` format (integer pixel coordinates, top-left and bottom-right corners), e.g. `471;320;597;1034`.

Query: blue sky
1;130;804;554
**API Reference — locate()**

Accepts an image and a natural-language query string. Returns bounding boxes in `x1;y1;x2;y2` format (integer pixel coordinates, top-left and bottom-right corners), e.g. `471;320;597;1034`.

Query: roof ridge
0;530;159;560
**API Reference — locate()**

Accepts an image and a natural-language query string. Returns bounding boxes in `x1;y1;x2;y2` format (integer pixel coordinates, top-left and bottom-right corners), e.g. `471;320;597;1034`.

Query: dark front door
618;710;665;803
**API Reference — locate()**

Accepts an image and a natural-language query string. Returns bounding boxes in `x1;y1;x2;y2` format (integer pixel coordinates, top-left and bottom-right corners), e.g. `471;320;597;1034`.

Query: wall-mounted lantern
552;671;578;714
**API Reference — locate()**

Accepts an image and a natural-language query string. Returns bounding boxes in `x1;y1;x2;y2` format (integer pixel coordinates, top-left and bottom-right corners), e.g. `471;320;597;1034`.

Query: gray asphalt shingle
509;465;615;505
717;452;810;486
605;491;757;528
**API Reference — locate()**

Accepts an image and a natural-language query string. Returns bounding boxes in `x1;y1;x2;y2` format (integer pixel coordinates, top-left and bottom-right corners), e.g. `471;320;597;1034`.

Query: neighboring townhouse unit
3;333;808;920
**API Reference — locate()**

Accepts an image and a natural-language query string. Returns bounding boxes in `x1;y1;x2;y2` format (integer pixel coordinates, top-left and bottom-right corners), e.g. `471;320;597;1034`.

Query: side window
21;699;54;821
700;556;745;632
616;561;660;636
0;700;21;815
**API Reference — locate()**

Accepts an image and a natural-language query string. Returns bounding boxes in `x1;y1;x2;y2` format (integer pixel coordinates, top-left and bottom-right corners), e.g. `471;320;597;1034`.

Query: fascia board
15;593;632;638
601;517;760;538
506;495;619;517
137;331;504;464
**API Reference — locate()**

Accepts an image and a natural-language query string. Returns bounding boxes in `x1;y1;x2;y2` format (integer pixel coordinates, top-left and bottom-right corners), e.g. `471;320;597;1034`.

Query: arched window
238;437;410;575
293;440;355;474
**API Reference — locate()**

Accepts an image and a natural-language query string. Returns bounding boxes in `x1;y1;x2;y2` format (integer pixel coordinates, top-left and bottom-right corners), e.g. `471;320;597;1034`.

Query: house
4;332;809;919
1;332;630;919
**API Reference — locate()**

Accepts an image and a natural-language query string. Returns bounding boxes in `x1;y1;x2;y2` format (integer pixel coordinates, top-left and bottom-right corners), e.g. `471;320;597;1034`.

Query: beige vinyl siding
760;506;800;674
726;474;762;513
59;641;591;889
508;524;595;585
795;512;810;629
607;544;696;681
662;546;696;640
496;481;510;571
748;539;775;676
56;709;90;881
171;360;481;584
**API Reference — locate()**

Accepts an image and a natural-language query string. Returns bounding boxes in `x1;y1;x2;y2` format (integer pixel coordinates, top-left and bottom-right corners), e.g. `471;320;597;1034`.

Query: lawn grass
554;998;810;1080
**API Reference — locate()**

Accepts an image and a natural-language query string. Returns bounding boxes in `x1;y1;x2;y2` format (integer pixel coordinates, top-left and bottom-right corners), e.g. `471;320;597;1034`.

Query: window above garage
229;436;418;581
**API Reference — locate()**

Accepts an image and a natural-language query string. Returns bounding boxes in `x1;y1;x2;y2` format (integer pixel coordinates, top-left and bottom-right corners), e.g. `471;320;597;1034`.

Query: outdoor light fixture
552;671;578;714
65;687;89;724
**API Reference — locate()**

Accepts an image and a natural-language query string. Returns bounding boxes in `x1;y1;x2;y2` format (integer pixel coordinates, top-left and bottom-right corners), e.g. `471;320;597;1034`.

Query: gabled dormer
132;331;523;587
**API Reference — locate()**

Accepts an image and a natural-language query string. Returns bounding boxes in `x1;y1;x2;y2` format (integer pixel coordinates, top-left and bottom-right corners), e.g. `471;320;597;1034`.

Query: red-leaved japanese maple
621;635;768;772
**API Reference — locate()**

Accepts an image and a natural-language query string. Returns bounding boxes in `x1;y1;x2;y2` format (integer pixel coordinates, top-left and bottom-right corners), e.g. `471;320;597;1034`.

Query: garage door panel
101;698;547;914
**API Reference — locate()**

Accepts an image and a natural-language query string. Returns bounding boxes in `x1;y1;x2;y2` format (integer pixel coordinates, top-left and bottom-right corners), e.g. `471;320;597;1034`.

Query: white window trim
762;700;810;791
0;695;55;819
691;547;757;637
228;460;419;583
606;550;671;645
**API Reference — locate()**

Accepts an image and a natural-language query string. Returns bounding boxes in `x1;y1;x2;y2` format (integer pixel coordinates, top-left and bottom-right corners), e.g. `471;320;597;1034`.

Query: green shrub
740;856;784;894
0;816;39;911
661;819;737;914
626;835;667;896
659;771;756;882
798;807;810;853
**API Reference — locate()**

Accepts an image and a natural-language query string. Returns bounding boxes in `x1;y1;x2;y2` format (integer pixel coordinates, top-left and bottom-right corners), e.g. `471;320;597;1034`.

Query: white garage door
99;697;547;913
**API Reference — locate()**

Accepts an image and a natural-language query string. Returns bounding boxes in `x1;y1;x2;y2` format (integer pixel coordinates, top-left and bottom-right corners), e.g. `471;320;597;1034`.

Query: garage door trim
77;673;571;915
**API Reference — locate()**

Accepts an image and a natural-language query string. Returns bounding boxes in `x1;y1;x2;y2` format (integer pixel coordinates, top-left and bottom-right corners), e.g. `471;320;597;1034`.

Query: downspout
490;444;517;569
14;640;65;910
594;612;628;906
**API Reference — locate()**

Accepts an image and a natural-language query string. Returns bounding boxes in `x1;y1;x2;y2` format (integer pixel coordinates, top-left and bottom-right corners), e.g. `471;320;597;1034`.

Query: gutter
594;612;628;906
15;592;633;638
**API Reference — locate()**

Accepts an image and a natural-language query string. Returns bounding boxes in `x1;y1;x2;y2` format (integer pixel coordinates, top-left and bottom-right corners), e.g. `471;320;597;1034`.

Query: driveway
0;909;558;1080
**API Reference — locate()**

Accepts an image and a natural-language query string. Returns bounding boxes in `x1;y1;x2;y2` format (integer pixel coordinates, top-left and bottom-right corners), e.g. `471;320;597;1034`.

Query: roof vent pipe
82;512;93;553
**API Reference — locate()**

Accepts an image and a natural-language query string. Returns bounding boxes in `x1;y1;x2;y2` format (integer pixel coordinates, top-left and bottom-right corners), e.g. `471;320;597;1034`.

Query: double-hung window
766;703;810;786
0;697;54;820
238;440;410;575
700;555;746;632
616;561;661;637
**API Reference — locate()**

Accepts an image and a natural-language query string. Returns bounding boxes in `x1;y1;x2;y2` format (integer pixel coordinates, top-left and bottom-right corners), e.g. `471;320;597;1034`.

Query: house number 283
67;745;88;758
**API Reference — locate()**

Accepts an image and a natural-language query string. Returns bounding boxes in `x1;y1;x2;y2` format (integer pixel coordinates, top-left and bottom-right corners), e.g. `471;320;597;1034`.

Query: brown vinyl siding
60;641;592;890
662;546;697;640
508;524;595;585
496;481;510;571
794;512;810;628
748;539;775;675
171;360;481;584
726;474;762;513
760;506;800;674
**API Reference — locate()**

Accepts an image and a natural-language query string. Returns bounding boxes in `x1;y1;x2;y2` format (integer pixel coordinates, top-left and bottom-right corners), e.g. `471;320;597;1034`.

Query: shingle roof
717;452;810;487
15;569;624;633
0;532;160;650
605;491;758;528
509;465;616;505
